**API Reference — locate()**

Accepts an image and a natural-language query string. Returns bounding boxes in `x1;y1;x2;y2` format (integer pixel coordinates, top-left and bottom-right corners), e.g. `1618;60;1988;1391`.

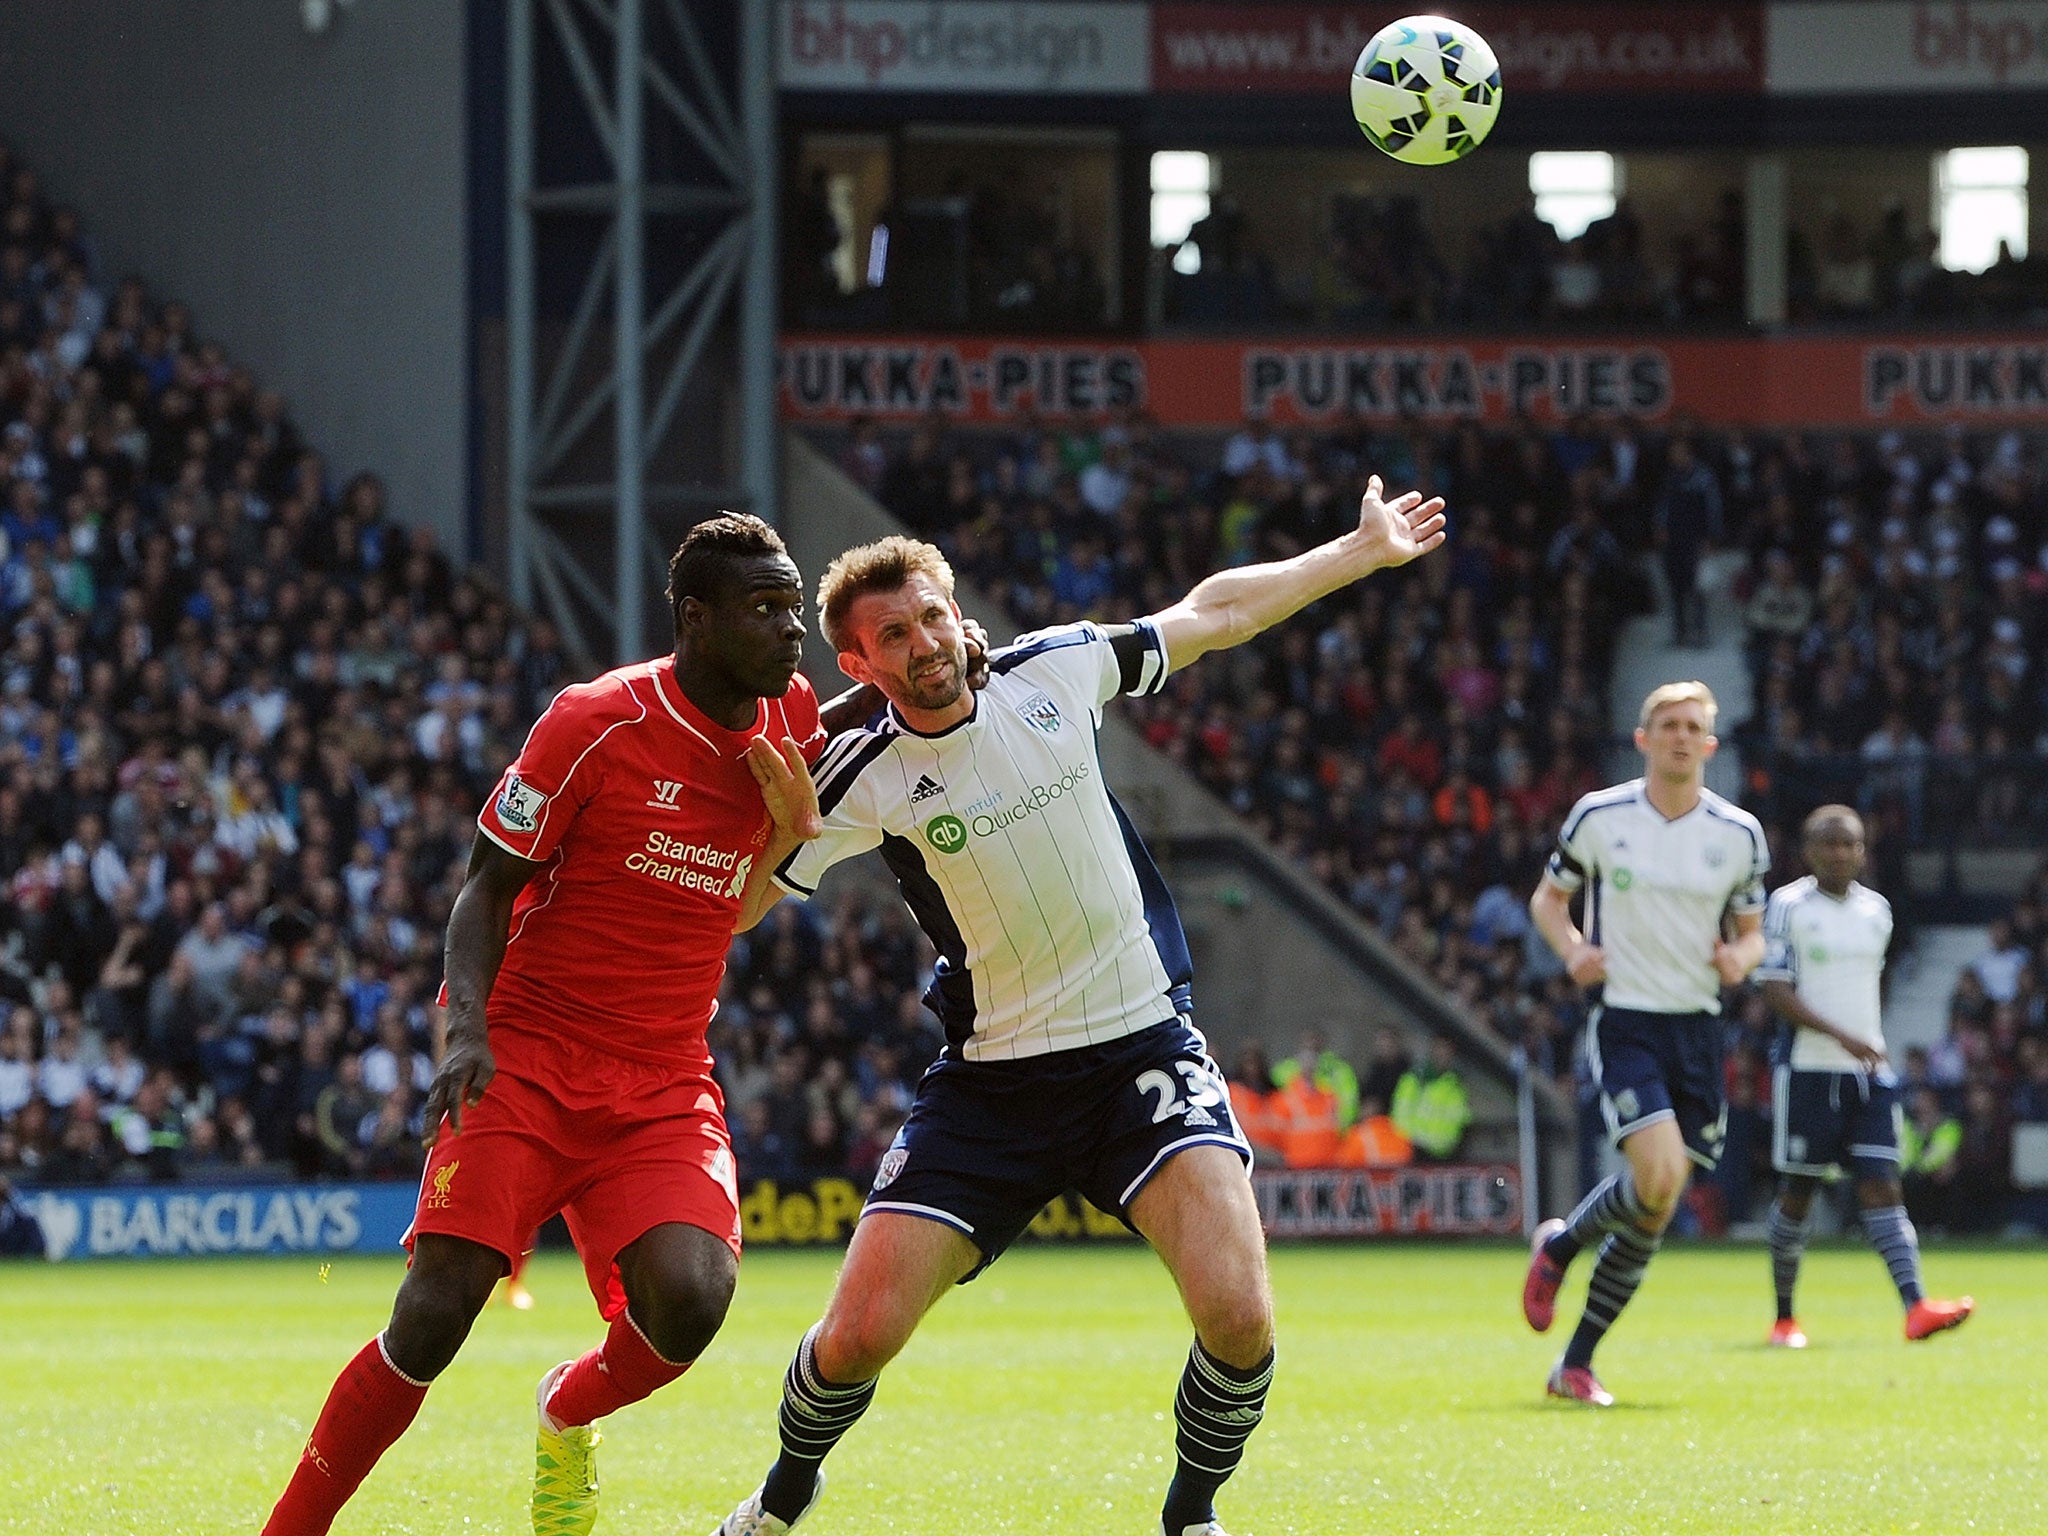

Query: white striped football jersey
1544;779;1769;1015
776;620;1188;1061
1757;876;1893;1072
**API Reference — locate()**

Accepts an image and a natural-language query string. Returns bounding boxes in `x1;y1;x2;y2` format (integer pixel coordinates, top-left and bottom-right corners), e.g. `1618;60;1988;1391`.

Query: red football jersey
472;657;824;1078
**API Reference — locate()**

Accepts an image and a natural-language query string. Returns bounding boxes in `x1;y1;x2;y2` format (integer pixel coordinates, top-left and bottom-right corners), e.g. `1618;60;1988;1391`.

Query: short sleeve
477;688;609;863
997;619;1169;715
1729;825;1770;915
1756;891;1797;984
773;732;886;897
1544;794;1599;893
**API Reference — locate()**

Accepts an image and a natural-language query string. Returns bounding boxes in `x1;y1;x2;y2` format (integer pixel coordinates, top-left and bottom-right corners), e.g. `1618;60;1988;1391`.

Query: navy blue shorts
1587;1005;1727;1170
865;1018;1251;1279
1772;1066;1902;1180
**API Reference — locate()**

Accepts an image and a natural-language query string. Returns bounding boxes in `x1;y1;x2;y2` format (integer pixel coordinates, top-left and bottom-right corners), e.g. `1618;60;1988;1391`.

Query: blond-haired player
1520;682;1770;1405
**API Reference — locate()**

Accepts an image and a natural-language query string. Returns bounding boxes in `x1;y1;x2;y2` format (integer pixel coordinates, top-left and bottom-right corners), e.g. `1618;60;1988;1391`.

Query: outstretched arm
1146;476;1445;672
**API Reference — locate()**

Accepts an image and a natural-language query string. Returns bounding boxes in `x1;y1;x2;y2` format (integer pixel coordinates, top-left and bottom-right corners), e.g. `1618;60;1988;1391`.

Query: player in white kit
1759;805;1972;1347
1520;682;1769;1405
715;477;1445;1536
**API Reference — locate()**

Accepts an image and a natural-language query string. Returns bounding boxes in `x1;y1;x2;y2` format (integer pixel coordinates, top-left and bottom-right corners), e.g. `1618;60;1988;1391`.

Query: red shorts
407;1034;739;1320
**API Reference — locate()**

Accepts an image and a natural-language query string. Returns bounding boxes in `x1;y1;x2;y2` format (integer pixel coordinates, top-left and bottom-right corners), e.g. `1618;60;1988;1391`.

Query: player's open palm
1354;473;1448;571
747;735;822;841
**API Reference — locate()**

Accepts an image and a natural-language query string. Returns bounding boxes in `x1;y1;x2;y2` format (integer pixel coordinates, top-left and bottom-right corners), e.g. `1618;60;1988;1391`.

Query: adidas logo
1182;1105;1217;1128
910;773;945;804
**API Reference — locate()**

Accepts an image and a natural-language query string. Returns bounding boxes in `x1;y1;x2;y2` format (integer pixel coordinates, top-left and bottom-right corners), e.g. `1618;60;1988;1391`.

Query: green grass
1;1242;2041;1534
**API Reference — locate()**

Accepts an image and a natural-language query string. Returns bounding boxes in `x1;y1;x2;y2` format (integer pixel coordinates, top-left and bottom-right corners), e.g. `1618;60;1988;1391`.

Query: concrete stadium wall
0;0;467;550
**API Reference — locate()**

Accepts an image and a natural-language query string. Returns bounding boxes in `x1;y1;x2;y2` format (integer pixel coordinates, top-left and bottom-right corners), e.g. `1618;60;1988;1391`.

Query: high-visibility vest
1271;1051;1361;1128
1274;1075;1343;1168
1901;1115;1960;1176
1392;1069;1471;1159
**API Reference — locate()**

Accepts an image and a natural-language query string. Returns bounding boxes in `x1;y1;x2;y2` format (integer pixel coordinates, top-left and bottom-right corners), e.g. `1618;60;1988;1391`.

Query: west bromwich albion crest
1016;690;1063;735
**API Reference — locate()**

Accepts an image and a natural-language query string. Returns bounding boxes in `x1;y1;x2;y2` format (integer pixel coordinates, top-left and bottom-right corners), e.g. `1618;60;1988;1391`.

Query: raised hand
961;616;993;691
746;735;822;842
1353;474;1449;571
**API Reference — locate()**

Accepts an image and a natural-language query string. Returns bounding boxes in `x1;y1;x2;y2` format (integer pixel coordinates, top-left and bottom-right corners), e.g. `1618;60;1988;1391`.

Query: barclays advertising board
15;1183;418;1262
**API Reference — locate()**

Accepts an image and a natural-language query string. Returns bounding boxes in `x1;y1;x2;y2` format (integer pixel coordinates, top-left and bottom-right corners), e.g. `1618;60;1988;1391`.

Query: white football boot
708;1471;825;1536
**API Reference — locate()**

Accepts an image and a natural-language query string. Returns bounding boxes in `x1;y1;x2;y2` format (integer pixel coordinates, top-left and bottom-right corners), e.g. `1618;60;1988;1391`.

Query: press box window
1936;147;2028;274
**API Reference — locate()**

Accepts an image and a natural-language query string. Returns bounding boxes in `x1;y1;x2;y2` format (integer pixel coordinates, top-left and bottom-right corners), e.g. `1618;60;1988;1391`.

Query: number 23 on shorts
1135;1059;1226;1124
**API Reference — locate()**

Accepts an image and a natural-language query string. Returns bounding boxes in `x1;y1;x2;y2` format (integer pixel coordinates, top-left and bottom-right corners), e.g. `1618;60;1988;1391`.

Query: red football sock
261;1335;430;1536
545;1309;691;1427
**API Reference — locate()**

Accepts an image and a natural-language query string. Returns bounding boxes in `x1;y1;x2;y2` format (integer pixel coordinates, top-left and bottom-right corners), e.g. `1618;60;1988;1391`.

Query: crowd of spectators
1735;423;2048;844
845;407;2048;1231
0;147;943;1192
1889;873;2048;1236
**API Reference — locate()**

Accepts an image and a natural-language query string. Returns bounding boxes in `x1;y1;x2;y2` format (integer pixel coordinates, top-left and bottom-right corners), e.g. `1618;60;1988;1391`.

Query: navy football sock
1562;1222;1661;1369
1767;1202;1810;1322
1547;1171;1649;1268
1161;1340;1273;1535
1860;1204;1926;1307
760;1325;876;1523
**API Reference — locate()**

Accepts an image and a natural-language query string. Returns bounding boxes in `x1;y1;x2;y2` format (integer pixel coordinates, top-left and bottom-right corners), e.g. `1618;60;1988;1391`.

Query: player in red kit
261;515;840;1536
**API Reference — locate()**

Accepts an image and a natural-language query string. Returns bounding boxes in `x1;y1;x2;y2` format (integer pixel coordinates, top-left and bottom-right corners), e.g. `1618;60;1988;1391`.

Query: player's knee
1634;1166;1687;1224
386;1270;491;1379
1195;1291;1274;1370
638;1266;735;1364
815;1301;906;1382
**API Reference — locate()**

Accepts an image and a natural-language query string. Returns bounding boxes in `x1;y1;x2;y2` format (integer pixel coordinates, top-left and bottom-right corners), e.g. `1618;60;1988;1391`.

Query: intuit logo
922;764;1091;853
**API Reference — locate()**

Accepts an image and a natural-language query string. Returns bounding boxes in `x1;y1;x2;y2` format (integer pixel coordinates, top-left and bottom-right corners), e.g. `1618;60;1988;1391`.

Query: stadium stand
0;148;939;1191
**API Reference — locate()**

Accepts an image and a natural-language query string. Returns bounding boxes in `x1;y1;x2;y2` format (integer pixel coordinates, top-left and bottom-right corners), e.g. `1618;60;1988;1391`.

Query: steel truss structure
506;0;775;662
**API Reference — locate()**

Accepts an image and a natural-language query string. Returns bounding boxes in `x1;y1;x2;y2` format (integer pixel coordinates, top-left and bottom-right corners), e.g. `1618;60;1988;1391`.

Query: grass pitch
1;1241;2040;1535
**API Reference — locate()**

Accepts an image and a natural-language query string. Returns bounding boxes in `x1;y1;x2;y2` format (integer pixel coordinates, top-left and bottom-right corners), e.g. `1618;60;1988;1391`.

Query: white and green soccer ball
1351;15;1503;166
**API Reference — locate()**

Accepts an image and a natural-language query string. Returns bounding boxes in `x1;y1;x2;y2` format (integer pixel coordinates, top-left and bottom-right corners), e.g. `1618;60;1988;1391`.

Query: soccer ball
1351;15;1502;166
